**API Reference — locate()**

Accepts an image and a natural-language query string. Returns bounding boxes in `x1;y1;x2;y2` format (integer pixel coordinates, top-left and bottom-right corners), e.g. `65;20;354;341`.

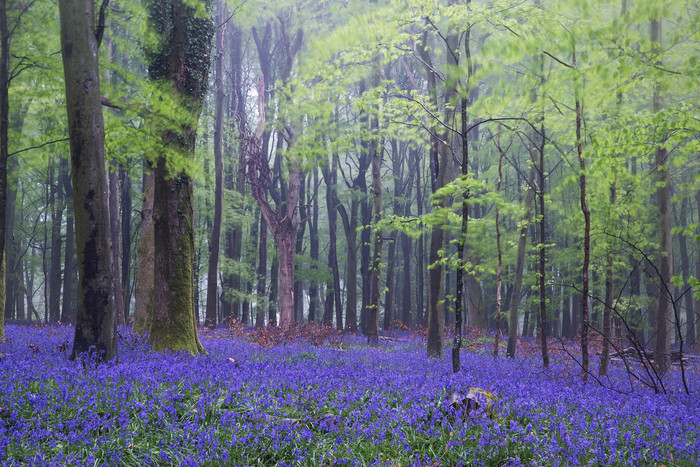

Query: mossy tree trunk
146;0;214;354
133;165;154;334
58;0;117;361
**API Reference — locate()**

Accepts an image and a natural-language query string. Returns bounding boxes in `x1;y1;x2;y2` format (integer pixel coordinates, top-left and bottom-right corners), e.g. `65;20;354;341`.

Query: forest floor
0;323;698;466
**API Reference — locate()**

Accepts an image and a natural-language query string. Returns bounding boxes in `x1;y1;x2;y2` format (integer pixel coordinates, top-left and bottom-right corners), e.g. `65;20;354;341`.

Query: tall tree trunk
49;161;64;323
119;168;132;321
695;191;700;348
599;181;616;375
367;92;382;344
0;0;9;337
294;172;307;323
268;252;278;326
321;139;344;329
255;213;267;328
506;167;536;358
61;159;77;324
575;48;590;380
133;165;154;333
399;148;416;328
59;0;117;360
205;2;226;328
536;54;549;368
651;16;672;375
419;25;452;358
308;169;320;323
146;0;213;354
493;153;504;357
109;169;124;326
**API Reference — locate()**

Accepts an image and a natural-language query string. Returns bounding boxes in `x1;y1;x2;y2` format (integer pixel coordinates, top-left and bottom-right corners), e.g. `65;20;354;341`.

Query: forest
0;0;698;465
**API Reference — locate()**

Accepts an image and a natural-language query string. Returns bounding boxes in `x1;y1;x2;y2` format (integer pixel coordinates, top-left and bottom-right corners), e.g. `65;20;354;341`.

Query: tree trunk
255;213;267;328
205;2;226;329
419;25;452;359
651;16;672;375
109;169;124;326
572;47;590;379
367;90;382;344
506;167;536;358
321;139;344;329
536;55;549;368
146;0;213;354
49;159;64;323
0;0;9;337
61;160;77;324
269;252;278;326
294;171;307;323
119;168;132;321
59;0;117;361
133;165;154;334
493;153;504;357
308;169;320;323
599;181;616;376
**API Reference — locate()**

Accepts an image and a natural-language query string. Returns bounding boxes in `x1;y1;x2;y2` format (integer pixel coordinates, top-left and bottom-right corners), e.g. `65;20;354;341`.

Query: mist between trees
0;0;697;381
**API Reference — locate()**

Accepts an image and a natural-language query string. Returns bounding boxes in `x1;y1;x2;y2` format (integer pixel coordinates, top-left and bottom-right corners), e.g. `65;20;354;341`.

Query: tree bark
59;0;117;361
599;180;616;376
205;2;226;329
49;160;64;323
146;0;213;354
506;166;536;358
651;16;672;375
308;169;320;323
575;49;590;380
119;167;132;321
0;0;9;337
109;168;124;326
367;85;382;344
133;165;154;334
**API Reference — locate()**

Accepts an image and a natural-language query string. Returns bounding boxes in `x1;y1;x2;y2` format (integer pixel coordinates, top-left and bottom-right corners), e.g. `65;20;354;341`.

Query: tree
650;13;671;375
204;1;226;329
58;0;117;361
145;0;214;354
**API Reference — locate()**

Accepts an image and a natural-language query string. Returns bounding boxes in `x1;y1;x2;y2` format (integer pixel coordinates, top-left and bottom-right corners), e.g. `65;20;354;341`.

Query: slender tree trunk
308;169;320;323
599;180;616;375
321;139;344;329
367;94;382;344
4;145;15;322
268;252;278;326
255;213;267;328
418;25;452;358
535;54;549;367
506;167;536;358
493;153;503;357
49;159;64;323
205;2;226;328
59;0;117;360
695;191;700;348
575;50;590;380
119;168;132;321
61;160;77;324
651;16;672;374
294;172;307;322
109;169;124;326
0;0;9;337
